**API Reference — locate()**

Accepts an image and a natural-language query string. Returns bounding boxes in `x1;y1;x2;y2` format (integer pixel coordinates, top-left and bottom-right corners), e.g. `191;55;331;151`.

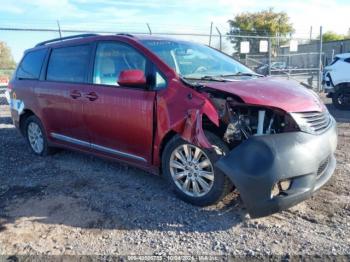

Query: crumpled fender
181;102;217;148
152;79;219;166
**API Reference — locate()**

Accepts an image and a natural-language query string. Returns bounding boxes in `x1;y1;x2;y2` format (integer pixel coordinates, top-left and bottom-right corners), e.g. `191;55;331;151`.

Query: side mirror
117;69;147;88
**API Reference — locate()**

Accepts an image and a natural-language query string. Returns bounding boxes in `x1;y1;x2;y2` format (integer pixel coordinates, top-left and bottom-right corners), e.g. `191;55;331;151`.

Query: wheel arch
158;130;177;170
19;109;36;135
335;82;350;91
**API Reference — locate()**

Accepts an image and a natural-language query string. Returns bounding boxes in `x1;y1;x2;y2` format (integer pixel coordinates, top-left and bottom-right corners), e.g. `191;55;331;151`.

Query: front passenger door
83;41;157;164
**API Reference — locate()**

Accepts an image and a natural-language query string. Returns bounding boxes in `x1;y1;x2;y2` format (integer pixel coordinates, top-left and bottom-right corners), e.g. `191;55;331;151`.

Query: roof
33;33;179;48
25;33;194;55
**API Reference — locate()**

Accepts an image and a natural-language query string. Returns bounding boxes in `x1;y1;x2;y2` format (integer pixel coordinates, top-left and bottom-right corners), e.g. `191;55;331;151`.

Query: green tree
321;31;344;42
0;41;16;70
227;8;294;54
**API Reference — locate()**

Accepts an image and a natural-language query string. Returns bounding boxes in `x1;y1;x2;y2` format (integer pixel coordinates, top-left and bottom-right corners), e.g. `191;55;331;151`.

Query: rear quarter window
17;49;47;80
46;45;91;83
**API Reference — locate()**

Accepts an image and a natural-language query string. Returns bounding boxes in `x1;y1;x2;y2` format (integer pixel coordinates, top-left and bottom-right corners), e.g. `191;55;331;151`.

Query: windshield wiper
182;75;228;82
219;72;263;77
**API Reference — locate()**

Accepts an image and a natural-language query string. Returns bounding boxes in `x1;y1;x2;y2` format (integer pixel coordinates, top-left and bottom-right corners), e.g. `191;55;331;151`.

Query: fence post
208;22;213;46
215;27;222;51
268;37;272;75
309;26;313;41
57;20;62;38
146;23;152;35
318;26;323;91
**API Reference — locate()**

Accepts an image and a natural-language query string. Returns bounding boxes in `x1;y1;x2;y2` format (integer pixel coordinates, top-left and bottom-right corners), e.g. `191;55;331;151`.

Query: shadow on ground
0;106;245;234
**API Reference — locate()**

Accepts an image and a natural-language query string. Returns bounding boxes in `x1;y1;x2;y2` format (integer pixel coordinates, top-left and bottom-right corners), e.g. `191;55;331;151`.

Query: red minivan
7;34;337;218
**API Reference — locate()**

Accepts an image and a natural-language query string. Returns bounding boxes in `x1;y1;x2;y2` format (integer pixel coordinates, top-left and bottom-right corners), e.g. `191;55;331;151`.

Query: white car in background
323;53;350;110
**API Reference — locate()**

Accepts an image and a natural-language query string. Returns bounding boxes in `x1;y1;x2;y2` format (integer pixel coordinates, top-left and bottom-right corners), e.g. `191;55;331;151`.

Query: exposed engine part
257;110;266;136
223;120;243;143
266;113;275;135
210;96;299;146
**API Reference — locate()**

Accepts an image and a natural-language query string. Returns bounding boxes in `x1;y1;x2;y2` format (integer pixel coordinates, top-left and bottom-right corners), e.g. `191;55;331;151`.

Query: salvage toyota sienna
7;34;337;218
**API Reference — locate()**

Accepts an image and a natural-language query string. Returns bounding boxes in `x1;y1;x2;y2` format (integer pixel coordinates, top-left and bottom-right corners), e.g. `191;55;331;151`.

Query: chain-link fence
171;33;323;90
0;26;324;93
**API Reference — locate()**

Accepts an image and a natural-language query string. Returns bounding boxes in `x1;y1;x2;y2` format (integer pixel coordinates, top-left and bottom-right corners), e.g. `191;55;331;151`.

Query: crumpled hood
202;77;324;113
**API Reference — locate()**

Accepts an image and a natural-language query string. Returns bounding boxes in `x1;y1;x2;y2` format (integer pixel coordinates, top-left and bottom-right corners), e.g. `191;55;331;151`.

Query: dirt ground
0;95;349;259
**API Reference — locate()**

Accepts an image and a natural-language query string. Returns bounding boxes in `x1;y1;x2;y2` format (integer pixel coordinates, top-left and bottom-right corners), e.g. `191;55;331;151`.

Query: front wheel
332;88;350;110
162;132;232;206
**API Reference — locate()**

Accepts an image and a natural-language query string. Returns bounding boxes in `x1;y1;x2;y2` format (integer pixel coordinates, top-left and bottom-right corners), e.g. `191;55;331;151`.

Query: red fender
153;79;219;166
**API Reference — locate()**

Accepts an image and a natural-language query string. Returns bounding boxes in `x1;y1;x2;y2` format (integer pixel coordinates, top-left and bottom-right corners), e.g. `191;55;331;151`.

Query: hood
202;77;324;113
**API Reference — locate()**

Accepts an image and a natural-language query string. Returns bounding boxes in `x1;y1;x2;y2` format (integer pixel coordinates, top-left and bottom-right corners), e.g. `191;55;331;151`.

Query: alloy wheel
169;144;214;197
27;122;44;154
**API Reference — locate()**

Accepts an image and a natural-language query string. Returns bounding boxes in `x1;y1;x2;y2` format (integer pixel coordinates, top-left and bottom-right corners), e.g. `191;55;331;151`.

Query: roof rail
35;33;99;47
116;33;134;37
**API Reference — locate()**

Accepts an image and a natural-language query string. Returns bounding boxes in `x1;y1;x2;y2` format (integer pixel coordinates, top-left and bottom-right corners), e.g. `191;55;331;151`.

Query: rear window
46;45;91;83
17;49;47;80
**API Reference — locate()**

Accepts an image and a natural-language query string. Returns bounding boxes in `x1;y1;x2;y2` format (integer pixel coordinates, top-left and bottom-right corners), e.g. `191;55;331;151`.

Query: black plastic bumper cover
215;117;338;218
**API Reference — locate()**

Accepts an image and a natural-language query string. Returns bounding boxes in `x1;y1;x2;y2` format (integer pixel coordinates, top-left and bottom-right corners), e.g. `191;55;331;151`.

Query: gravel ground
0;96;349;259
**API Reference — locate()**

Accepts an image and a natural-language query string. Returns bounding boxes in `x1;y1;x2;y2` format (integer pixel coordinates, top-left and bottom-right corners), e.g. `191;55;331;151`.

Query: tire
24;115;53;156
332;88;350;110
162;131;233;206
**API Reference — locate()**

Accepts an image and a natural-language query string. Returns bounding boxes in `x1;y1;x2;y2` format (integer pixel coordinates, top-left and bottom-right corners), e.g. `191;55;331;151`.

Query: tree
0;41;16;70
321;31;345;42
227;8;294;55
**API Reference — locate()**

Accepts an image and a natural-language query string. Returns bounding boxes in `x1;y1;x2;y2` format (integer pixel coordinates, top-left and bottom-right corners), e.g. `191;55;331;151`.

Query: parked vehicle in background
323;53;350;110
255;61;297;76
7;34;337;218
0;76;9;87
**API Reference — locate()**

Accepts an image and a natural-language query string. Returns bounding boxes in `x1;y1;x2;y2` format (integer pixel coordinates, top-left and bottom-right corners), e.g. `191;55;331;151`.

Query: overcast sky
1;0;349;61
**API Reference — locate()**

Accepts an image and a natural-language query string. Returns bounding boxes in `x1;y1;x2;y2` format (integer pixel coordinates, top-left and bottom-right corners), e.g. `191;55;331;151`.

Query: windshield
141;40;254;79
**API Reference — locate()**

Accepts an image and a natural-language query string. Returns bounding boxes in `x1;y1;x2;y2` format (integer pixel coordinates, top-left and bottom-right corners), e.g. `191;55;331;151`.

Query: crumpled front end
215;116;337;218
155;77;338;218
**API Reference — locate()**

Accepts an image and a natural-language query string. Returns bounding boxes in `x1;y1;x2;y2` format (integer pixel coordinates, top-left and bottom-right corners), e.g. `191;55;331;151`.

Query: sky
0;0;349;62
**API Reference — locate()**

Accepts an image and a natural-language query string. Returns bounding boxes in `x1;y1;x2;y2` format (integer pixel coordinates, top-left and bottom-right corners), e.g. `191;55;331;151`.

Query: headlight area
271;179;293;198
210;96;300;148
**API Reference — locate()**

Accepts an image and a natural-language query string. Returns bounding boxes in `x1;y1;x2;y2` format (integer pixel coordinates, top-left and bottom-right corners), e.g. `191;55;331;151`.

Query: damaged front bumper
215;117;338;218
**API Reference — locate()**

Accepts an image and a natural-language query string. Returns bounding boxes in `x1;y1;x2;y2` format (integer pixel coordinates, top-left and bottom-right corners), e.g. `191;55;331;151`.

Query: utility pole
318;26;323;91
57;20;62;38
216;27;222;51
146;23;152;35
309;26;313;41
268;37;272;75
208;22;213;46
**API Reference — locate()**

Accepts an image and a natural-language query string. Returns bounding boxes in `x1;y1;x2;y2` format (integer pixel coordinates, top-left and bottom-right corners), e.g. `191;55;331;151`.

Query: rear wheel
24;115;53;156
162;132;232;206
332;88;350;110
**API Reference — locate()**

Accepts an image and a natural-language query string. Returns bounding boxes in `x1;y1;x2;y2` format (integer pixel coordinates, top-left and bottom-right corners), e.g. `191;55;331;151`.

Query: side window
17;49;47;80
155;71;167;89
47;45;91;83
93;42;146;86
344;58;350;63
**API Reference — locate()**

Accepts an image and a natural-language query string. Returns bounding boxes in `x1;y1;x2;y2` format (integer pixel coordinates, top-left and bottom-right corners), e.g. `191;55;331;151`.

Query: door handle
85;92;98;101
70;90;81;99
